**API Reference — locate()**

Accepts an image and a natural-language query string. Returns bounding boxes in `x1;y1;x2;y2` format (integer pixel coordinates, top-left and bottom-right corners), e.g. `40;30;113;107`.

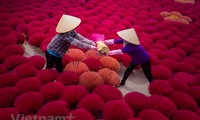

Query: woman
104;28;153;85
46;14;96;73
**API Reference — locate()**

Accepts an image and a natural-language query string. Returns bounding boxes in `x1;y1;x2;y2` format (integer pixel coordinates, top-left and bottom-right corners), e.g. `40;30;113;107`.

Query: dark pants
45;51;63;73
121;60;153;84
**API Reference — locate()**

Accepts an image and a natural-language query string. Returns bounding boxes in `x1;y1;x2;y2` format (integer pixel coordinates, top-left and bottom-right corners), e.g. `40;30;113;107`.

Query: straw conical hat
117;28;140;45
56;14;81;33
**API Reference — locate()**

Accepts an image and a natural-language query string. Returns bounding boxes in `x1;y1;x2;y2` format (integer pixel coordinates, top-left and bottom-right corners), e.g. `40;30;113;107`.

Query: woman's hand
90;45;97;49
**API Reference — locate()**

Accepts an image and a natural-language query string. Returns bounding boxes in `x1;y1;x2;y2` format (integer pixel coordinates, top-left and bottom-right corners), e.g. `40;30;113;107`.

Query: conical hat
117;28;140;45
56;14;81;33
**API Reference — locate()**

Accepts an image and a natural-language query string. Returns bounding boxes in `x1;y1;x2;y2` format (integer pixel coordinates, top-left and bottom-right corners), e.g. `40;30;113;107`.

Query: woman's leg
120;62;138;85
45;51;54;69
141;60;153;82
55;57;63;73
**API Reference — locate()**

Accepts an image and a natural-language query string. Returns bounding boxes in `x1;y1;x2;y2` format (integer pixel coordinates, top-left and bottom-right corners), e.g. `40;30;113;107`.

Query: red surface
0;0;200;119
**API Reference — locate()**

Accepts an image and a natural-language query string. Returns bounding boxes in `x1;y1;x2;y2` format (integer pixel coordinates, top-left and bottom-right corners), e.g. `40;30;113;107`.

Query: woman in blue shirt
46;14;96;73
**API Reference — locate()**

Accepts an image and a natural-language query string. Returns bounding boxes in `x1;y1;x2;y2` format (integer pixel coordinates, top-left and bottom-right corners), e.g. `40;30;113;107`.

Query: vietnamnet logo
11;113;75;120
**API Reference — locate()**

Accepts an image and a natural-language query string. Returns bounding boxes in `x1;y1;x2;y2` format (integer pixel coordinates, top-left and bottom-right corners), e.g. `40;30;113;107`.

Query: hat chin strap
124;41;129;44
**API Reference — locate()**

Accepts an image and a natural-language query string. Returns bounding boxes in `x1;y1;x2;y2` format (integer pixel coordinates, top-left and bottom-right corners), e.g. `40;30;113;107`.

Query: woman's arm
104;38;124;45
114;38;124;44
75;33;95;45
104;39;114;45
108;49;123;55
70;37;96;50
